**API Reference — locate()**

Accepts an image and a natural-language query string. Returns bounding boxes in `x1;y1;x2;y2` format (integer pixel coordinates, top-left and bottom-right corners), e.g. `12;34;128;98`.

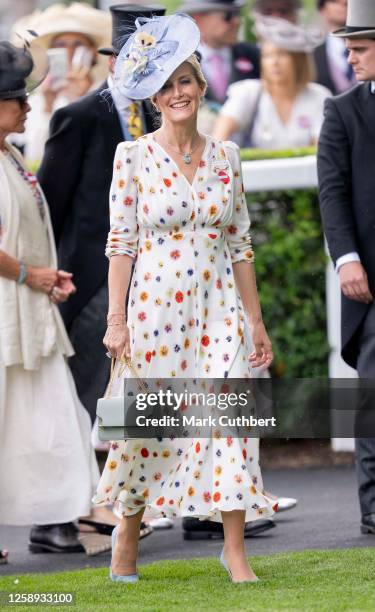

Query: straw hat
11;3;111;50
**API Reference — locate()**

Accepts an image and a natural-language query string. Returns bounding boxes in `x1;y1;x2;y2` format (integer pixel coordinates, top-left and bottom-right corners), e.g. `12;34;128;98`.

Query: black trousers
68;283;111;424
355;300;375;517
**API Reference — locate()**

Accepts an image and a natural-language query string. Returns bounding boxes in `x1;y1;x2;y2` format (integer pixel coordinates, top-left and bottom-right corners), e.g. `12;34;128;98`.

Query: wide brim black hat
0;36;49;100
98;3;166;56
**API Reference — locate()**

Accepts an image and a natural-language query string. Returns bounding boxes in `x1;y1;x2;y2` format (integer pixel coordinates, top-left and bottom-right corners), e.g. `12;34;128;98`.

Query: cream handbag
96;357;152;441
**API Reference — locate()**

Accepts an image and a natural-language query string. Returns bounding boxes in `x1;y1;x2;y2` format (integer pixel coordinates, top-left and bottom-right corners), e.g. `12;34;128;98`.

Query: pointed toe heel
110;569;139;583
219;548;259;584
110;525;139;583
220;548;233;580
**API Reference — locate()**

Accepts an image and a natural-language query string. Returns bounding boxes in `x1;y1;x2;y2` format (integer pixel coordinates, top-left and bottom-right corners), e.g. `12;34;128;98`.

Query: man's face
258;1;298;24
347;38;375;82
194;11;241;48
319;0;347;31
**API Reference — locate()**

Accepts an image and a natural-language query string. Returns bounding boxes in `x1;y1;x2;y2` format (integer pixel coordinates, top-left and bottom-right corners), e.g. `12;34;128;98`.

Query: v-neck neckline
263;88;304;129
149;133;209;188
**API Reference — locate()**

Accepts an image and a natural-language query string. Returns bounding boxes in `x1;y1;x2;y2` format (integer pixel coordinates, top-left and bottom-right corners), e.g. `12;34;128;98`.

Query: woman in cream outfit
0;41;99;549
94;14;276;584
213;15;331;147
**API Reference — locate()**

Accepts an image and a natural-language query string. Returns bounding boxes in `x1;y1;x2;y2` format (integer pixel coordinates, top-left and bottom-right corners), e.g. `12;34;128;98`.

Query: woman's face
153;62;204;125
0;97;31;135
261;42;295;85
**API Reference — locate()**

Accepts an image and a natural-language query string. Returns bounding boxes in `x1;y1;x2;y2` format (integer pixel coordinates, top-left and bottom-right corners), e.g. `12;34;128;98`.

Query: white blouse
219;79;331;149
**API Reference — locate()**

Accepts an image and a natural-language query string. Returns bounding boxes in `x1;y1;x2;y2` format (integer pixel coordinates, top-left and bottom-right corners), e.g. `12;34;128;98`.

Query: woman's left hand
49;270;77;304
248;320;273;370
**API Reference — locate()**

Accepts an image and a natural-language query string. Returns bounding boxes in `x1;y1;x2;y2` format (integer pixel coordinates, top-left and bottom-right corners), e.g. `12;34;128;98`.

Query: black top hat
0;41;33;100
98;3;166;56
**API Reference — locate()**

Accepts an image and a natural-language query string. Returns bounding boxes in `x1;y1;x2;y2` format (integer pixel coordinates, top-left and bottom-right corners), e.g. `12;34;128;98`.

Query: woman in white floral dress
94;14;275;583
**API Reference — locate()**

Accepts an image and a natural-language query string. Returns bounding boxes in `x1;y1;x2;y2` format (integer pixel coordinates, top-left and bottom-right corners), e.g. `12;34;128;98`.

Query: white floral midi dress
93;134;276;522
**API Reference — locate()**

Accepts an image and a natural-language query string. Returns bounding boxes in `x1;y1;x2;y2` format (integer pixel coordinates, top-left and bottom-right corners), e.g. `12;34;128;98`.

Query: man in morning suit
38;4;165;425
318;0;375;534
179;0;260;106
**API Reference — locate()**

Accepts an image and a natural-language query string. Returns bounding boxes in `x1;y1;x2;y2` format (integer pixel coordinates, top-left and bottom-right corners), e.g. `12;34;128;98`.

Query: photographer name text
135;415;277;427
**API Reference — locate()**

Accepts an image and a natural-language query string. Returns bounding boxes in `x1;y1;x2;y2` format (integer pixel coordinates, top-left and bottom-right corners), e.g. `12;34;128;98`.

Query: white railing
242;155;356;451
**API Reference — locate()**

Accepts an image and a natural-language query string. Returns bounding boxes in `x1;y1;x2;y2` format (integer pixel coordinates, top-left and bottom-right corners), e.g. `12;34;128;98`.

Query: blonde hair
185;54;207;95
151;54;207;108
290;52;316;88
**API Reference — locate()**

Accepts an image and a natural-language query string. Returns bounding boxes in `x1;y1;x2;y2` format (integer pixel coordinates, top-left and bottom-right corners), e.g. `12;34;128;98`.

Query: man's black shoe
182;518;275;540
29;522;84;553
361;513;375;534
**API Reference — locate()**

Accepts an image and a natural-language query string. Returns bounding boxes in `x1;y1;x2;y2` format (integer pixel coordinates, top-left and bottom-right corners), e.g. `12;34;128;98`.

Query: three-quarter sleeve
224;141;254;264
105;141;139;259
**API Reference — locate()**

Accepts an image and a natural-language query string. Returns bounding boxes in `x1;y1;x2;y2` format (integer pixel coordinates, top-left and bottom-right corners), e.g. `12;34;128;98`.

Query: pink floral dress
92;134;276;522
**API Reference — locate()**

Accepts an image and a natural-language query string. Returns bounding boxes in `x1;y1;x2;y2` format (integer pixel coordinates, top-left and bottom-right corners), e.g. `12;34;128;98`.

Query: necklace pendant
183;153;192;164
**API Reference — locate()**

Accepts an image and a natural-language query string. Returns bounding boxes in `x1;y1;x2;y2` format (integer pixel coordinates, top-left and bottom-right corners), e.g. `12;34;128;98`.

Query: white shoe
148;517;174;530
276;497;298;512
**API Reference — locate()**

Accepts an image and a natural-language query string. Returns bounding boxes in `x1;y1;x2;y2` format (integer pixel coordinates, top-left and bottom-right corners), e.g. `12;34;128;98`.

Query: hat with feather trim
113;12;201;101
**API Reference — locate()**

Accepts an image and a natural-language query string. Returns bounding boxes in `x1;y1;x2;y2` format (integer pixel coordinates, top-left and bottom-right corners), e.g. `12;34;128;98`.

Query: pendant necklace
159;135;202;165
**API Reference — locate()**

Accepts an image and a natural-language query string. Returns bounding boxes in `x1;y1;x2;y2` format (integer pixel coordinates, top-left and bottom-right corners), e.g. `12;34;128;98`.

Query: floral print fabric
93;135;276;522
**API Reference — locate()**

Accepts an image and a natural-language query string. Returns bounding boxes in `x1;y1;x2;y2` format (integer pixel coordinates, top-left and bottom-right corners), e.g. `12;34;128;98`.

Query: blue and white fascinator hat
113;13;200;101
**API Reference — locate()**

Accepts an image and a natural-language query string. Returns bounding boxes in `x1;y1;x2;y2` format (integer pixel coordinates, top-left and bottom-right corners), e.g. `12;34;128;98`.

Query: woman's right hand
25;266;58;294
103;322;131;360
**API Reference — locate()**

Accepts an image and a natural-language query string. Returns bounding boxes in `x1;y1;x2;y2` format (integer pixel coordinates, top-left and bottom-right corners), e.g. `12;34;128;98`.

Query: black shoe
182;518;275;541
29;522;85;553
361;513;375;534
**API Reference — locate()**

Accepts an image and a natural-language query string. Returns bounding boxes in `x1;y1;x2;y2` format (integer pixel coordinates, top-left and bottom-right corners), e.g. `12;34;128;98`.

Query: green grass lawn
1;549;375;611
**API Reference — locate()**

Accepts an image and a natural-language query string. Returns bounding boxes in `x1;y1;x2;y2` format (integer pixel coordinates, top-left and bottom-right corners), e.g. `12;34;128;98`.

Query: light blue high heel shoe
110;525;139;583
220;548;259;583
